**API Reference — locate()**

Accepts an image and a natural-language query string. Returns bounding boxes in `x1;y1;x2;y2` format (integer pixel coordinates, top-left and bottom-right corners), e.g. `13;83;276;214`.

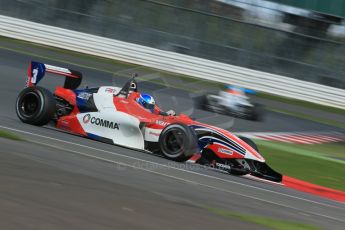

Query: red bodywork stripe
27;61;33;87
55;86;77;106
188;154;202;162
56;115;86;136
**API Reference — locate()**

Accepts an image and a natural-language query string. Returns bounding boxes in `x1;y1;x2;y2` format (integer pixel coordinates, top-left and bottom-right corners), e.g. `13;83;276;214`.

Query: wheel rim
20;92;40;117
164;129;185;156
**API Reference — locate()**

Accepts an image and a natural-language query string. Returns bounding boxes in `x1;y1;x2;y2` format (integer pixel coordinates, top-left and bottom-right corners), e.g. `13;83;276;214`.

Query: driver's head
138;93;155;111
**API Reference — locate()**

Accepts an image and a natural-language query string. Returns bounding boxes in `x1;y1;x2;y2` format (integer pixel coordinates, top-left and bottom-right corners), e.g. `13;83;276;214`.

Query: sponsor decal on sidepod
218;147;233;155
215;162;231;170
77;92;92;100
83;114;120;130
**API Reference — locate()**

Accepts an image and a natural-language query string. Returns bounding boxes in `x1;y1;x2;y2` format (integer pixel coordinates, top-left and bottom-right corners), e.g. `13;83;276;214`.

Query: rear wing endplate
26;61;82;90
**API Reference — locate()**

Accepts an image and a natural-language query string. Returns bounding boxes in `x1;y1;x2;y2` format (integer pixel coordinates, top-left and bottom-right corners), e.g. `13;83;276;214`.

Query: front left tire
159;123;198;162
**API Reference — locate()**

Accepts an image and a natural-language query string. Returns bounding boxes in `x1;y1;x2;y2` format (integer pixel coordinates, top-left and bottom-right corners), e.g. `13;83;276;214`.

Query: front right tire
249;103;264;121
16;86;56;126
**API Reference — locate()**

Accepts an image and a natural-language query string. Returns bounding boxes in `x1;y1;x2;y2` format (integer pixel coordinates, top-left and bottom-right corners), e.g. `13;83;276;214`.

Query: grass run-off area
204;206;322;230
256;140;345;192
0;130;23;141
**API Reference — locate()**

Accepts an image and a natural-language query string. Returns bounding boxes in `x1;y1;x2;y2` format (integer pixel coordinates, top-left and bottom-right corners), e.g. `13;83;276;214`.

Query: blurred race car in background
15;61;281;182
197;85;264;121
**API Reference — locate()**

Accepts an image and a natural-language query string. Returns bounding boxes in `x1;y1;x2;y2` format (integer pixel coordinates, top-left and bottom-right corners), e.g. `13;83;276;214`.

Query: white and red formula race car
16;61;282;182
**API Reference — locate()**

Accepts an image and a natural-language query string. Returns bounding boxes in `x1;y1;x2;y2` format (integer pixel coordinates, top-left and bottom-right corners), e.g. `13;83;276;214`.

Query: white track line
1;124;345;212
30;140;345;223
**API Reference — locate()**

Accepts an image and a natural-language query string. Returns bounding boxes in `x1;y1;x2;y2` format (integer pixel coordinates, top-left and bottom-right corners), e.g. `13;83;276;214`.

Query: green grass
297;142;345;159
0;130;23;141
204;206;322;230
256;140;345;192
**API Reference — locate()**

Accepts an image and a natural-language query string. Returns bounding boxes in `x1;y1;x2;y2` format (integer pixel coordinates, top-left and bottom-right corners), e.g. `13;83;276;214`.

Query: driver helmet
138;93;155;111
225;85;243;96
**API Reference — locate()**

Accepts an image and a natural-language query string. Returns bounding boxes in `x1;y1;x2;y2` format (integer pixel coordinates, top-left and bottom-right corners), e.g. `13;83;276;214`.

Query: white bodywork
144;127;162;142
93;86;121;110
77;86;145;149
217;90;253;111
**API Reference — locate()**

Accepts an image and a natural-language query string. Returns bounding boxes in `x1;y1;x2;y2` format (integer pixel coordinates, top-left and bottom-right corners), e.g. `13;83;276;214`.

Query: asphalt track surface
1;42;345;229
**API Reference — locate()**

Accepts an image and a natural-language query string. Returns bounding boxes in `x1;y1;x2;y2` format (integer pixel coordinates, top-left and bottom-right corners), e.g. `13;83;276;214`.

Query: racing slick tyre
249;103;264;121
159;123;198;162
16;86;56;126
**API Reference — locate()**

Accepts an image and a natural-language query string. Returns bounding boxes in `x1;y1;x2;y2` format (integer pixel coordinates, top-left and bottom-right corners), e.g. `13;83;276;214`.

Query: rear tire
159;123;198;162
250;103;264;121
16;86;56;126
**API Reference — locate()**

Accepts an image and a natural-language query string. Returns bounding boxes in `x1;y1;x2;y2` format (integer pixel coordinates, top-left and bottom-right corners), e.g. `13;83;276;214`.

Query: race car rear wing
26;61;82;90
